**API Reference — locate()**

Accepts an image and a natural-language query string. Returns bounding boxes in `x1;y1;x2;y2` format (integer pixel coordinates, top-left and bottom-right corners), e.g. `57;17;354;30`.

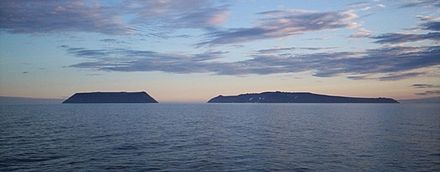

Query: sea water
1;103;439;171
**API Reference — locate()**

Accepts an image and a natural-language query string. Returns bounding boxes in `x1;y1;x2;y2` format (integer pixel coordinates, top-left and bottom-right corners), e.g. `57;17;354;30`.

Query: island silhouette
207;91;398;103
63;92;158;103
62;91;399;103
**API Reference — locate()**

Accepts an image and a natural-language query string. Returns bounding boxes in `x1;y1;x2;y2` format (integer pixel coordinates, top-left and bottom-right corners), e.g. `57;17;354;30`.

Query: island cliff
207;92;398;103
63;91;158;103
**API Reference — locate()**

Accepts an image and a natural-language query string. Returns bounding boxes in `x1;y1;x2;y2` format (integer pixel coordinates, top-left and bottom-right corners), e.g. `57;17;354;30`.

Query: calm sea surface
1;104;439;171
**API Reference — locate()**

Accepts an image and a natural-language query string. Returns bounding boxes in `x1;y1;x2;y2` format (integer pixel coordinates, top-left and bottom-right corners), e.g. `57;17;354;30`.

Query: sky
0;0;439;102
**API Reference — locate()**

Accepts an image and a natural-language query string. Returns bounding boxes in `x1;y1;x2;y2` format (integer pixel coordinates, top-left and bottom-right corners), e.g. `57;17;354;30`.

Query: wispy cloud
399;0;440;8
256;46;336;54
197;9;361;46
378;72;426;81
62;45;227;73
412;83;440;96
372;32;440;44
415;90;440;95
346;1;386;11
100;39;128;44
123;0;228;29
350;28;372;38
348;72;429;81
371;17;440;44
421;20;440;31
412;84;440;88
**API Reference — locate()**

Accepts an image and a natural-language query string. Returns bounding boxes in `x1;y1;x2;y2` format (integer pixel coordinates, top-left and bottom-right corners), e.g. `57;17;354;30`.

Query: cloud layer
0;0;228;35
0;0;130;34
3;1;439;83
63;45;440;80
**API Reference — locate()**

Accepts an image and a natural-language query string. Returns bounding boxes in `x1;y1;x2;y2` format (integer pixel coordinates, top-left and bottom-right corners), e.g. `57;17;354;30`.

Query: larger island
207;91;398;103
63;91;158;103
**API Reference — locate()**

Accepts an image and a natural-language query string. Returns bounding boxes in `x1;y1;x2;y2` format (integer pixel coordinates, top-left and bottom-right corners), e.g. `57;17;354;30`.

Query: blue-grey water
1;104;439;171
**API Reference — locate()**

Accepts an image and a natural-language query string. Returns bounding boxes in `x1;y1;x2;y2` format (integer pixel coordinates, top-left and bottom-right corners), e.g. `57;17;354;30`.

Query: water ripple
1;104;439;171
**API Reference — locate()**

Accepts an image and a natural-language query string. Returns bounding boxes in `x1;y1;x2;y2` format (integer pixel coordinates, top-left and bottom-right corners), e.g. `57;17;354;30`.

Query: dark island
63;91;158;103
207;91;398;103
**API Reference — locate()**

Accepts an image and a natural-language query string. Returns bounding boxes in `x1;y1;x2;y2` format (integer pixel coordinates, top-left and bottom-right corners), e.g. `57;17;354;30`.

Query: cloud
257;46;336;54
412;84;440;88
347;72;429;81
413;83;440;96
123;0;228;29
346;1;386;11
415;90;440;95
378;72;425;81
0;0;228;35
240;46;440;78
63;45;440;81
372;32;440;44
350;28;372;38
346;75;368;80
0;0;131;35
197;10;360;46
371;17;440;44
421;21;440;31
100;39;127;44
173;7;229;28
400;0;440;8
62;45;227;73
377;4;386;8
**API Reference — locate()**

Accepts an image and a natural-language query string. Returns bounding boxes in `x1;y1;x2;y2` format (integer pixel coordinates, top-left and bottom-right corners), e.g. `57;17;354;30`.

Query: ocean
1;103;439;171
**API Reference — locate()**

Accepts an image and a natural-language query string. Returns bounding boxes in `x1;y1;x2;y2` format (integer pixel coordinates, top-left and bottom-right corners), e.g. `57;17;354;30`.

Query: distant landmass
63;92;158;103
208;92;398;103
